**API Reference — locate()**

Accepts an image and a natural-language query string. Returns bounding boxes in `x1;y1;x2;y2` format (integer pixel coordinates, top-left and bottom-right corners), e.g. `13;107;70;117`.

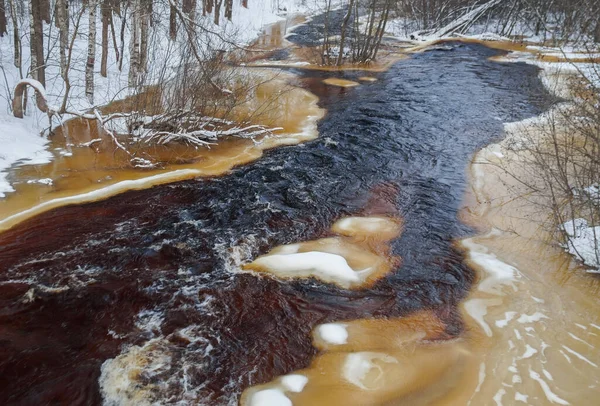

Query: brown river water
1;15;600;406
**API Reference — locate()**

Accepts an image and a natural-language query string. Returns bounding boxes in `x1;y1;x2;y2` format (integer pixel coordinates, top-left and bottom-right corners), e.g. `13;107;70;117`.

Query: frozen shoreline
0;0;321;201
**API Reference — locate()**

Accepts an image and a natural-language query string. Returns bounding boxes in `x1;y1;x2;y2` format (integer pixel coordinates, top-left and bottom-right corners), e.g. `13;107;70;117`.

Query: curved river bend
0;43;553;404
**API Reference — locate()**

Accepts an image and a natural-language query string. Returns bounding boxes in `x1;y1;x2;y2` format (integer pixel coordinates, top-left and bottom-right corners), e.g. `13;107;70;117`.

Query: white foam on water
514;329;523;340
559;349;572;364
317;323;348;345
568;332;594;348
515;392;529;403
542;369;554;381
464;298;501;337
529;369;570;405
462;238;519;295
280;374;308;393
561;346;598;368
517;312;549;324
496;311;517;328
519;344;538;360
493;388;506;406
342;352;398;390
249;389;292;406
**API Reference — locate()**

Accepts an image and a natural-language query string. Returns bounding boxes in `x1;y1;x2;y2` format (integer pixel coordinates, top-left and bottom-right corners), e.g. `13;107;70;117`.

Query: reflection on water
2;41;593;405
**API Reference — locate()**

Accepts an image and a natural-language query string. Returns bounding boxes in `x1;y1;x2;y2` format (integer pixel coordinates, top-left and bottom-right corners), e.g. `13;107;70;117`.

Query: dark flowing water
0;43;552;405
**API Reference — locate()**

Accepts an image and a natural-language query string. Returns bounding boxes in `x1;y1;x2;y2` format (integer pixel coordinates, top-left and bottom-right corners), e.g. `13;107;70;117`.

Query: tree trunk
0;0;7;37
336;0;354;66
29;0;45;86
242;0;247;9
9;0;19;67
57;0;68;78
101;1;110;77
86;0;97;104
170;0;177;40
40;0;51;23
109;9;119;63
206;0;213;14
139;0;151;72
128;0;140;86
214;0;222;25
224;0;232;21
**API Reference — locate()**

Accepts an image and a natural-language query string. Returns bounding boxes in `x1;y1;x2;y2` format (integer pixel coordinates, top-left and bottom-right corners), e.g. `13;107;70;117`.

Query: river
1;18;599;406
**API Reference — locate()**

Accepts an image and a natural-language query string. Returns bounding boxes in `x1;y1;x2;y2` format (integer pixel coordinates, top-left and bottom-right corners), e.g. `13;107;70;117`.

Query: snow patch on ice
249;251;363;285
249;389;292;406
317;323;348;345
280;374;308;393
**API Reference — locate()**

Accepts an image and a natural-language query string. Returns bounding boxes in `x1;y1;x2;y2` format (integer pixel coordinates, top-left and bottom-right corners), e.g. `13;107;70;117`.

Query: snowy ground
0;0;321;199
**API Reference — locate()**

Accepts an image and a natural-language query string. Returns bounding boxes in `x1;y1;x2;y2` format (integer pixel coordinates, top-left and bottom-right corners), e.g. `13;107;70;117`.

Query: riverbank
459;46;600;404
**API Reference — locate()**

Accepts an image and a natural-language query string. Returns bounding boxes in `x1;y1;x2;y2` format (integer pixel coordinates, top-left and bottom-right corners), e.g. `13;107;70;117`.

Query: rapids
4;20;599;405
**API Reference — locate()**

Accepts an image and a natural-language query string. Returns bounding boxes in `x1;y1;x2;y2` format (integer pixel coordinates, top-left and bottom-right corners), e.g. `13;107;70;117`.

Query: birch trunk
86;0;97;104
139;0;150;72
128;0;140;86
29;0;45;86
57;0;68;78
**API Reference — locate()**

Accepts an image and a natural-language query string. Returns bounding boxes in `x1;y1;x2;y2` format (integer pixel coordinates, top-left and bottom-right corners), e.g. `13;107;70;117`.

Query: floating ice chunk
249;389;292;406
249;252;362;284
317;323;348;345
280;374;308;393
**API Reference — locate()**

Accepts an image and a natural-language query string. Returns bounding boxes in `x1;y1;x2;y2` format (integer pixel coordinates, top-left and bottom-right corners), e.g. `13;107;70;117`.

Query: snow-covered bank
0;0;319;201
